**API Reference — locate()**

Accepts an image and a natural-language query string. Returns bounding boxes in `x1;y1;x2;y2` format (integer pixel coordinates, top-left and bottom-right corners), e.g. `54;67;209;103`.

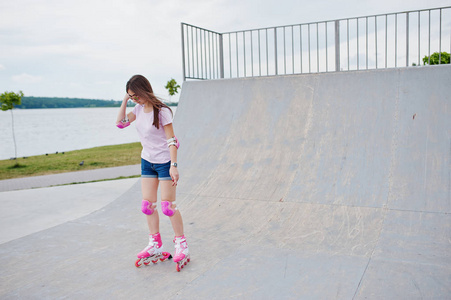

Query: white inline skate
135;233;172;268
173;235;190;272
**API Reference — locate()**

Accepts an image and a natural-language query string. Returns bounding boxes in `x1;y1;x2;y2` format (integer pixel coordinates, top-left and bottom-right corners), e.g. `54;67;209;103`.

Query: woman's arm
164;123;179;186
116;94;136;126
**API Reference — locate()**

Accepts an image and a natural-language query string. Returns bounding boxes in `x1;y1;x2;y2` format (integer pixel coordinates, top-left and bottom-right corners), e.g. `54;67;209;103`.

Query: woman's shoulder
159;106;173;116
159;106;173;125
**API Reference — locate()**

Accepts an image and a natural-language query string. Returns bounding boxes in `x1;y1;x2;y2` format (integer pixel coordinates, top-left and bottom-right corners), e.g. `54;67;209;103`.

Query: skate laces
145;235;158;251
174;237;187;255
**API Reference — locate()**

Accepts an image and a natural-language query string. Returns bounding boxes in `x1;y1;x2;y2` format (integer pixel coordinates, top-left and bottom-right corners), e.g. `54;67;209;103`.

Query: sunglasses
128;93;139;100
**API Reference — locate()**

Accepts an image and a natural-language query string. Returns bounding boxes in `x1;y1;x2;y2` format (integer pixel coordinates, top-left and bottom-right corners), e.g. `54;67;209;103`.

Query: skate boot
173;235;190;272
135;233;172;268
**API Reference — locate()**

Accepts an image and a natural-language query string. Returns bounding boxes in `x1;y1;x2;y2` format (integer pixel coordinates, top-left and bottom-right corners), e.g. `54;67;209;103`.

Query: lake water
0;107;177;160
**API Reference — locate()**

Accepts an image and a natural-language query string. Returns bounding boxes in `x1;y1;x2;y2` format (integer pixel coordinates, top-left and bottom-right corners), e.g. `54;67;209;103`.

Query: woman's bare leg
141;178;160;234
160;180;184;236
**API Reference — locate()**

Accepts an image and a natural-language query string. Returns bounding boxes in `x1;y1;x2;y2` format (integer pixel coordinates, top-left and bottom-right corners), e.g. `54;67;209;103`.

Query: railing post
406;13;409;67
335;20;340;71
219;33;224;78
274;29;278;75
181;23;186;81
439;8;442;64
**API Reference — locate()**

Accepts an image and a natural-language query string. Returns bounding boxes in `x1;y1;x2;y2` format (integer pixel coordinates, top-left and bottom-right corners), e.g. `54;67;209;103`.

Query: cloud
12;73;43;83
95;81;112;85
69;82;82;88
1;0;449;99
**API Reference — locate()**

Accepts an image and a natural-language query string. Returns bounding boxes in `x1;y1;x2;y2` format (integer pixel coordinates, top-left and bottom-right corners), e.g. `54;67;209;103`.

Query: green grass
0;142;142;180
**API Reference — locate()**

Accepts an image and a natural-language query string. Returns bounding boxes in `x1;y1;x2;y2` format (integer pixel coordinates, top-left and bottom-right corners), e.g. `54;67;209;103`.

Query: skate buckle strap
174;237;187;248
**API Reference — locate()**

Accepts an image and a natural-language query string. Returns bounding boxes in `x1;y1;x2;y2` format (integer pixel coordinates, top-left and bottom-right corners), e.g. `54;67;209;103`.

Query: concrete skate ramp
173;65;451;298
1;66;450;299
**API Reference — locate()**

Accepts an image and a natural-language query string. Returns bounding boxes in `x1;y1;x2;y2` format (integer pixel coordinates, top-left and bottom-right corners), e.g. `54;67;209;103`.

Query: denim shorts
141;159;172;181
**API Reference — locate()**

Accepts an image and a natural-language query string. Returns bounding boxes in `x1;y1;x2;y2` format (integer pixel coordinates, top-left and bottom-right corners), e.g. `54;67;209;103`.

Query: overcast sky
1;0;449;101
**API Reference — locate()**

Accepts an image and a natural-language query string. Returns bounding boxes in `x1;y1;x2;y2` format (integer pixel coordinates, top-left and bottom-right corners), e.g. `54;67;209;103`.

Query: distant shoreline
15;96;177;109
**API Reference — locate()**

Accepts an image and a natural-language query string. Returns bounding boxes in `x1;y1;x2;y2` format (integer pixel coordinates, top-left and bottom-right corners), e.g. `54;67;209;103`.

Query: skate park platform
0;65;450;299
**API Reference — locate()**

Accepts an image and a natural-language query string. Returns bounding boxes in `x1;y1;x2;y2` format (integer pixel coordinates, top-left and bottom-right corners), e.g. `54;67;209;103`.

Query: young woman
116;75;189;272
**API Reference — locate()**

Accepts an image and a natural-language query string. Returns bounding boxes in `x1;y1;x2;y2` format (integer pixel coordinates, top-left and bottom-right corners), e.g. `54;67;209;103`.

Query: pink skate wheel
135;259;143;268
144;260;152;266
160;252;168;261
176;264;181;272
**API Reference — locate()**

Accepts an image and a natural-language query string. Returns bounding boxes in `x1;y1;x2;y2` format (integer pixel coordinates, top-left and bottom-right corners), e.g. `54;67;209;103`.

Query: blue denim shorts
141;159;172;181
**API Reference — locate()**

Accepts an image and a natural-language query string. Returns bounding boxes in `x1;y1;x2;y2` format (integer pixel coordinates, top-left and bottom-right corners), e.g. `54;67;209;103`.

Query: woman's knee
161;200;177;217
141;199;157;215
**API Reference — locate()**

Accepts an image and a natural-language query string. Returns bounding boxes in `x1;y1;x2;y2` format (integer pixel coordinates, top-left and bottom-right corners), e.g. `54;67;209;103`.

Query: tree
1;91;24;158
423;52;450;65
164;79;181;101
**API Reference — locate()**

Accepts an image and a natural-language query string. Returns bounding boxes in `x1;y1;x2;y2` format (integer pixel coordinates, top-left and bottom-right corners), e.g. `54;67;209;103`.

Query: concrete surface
0;164;141;192
0;65;450;299
0;178;138;244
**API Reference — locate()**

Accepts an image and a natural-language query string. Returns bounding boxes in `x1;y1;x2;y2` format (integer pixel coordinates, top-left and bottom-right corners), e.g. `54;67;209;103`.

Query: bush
423;52;450;65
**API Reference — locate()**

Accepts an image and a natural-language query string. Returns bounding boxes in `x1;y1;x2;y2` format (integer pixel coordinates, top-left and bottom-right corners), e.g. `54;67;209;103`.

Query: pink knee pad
161;201;177;217
141;200;155;215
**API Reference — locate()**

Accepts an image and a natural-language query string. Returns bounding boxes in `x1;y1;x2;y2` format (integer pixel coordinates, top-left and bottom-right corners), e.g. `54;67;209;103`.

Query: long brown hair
126;75;172;129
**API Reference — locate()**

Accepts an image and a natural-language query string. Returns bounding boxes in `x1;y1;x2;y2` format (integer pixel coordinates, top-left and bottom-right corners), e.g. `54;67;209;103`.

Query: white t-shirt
132;105;173;163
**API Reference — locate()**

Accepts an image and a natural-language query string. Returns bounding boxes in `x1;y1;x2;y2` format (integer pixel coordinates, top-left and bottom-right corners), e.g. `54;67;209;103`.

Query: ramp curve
173;65;451;298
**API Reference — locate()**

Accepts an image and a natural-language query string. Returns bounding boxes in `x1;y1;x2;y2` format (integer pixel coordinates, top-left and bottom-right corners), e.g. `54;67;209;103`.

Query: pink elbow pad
167;136;180;149
116;121;130;129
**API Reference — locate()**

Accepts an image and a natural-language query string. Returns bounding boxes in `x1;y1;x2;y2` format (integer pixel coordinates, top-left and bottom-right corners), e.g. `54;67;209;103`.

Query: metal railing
181;6;451;80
